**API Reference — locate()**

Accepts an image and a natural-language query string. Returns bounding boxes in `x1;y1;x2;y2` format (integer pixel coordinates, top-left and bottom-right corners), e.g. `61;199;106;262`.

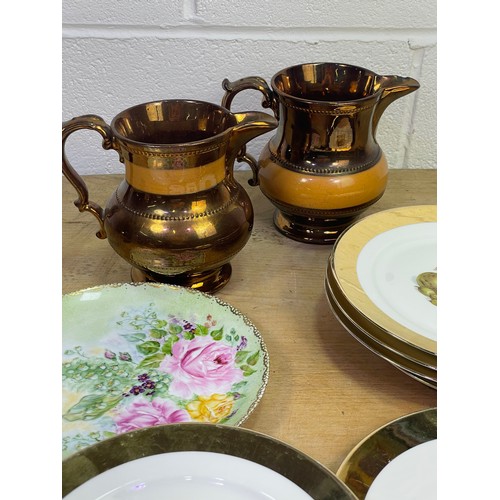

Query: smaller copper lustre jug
222;62;420;243
62;100;277;292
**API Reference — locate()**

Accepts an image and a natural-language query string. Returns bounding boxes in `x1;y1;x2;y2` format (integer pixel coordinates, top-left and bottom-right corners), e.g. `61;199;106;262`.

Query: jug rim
110;99;237;149
270;61;384;106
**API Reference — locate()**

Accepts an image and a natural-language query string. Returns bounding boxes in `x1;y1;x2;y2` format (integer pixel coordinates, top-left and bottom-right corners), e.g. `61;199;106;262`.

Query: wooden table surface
62;168;437;474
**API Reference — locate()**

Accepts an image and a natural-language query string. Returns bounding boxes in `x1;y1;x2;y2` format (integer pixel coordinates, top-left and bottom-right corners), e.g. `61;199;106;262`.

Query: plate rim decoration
65;449;314;499
336;407;437;499
62;422;357;499
324;278;436;389
332;205;437;354
325;265;436;369
62;282;270;459
364;439;437;500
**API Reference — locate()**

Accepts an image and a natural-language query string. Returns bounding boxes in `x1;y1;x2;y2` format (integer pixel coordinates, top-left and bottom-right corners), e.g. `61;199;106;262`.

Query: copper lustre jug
62;99;277;292
222;62;420;243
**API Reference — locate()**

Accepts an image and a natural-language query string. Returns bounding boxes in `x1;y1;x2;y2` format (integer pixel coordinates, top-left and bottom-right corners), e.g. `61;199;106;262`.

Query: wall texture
62;0;436;174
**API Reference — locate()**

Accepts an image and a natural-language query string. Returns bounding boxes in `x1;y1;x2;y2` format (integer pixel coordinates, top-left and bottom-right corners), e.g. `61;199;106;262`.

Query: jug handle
372;76;420;135
62;115;115;239
222;76;278;118
221;77;278;185
227;111;278;186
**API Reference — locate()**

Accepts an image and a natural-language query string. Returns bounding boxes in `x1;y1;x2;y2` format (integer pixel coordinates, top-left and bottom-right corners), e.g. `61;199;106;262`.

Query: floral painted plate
62;283;269;459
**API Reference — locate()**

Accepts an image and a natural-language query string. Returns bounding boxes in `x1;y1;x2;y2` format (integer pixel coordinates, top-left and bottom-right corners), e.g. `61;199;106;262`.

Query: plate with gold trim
63;423;357;499
336;408;437;499
324;278;436;389
62;283;269;459
325;264;437;371
331;205;437;356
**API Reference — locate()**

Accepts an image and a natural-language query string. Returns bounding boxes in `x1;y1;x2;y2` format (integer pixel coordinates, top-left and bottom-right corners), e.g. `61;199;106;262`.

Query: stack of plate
324;205;437;388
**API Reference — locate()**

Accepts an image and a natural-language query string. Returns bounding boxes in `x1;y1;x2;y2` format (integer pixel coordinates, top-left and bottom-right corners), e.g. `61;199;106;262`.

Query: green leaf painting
62;303;266;460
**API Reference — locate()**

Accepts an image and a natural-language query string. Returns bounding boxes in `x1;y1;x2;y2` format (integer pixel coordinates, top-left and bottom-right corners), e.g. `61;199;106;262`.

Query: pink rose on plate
114;397;190;434
160;336;243;399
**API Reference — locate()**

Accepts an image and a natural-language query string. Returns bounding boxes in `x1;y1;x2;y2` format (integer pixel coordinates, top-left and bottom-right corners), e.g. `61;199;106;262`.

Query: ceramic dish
324;279;436;389
326;264;436;369
62;283;269;459
324;277;436;381
336;408;437;499
65;451;314;499
364;439;437;500
332;205;437;356
62;423;357;499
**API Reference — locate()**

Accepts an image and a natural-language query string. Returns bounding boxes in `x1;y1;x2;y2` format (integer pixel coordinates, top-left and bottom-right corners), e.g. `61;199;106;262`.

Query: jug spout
372;75;420;135
227;111;278;182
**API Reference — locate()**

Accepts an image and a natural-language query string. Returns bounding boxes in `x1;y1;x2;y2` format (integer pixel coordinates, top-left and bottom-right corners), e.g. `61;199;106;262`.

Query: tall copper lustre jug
222;62;420;243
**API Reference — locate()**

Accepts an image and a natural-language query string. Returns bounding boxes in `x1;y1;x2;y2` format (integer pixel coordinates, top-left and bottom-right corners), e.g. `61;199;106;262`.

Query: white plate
337;408;437;500
63;423;357;499
65;450;313;499
332;205;437;355
356;222;437;340
365;440;437;500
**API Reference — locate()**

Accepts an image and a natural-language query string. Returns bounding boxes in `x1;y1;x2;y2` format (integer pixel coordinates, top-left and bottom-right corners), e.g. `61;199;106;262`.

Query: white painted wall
62;0;436;175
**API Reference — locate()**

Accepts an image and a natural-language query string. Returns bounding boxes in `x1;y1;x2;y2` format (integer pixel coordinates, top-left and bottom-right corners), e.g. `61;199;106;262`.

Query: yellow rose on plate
186;393;234;423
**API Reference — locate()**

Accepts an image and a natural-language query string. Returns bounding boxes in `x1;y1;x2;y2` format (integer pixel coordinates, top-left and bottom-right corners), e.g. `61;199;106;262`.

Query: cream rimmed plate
62;283;269;459
357;222;436;340
325;278;436;389
336;408;437;499
332;206;437;355
326;265;437;370
62;424;357;499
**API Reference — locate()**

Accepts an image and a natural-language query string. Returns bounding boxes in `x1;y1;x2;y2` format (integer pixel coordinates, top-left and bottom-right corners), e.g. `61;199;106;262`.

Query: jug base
274;210;360;245
130;264;232;294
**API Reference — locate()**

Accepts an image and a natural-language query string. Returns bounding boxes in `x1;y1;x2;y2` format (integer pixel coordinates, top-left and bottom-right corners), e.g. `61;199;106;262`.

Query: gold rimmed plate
62;423;357;499
326;264;436;370
325;279;437;389
62;283;269;459
336;408;437;499
332;205;437;356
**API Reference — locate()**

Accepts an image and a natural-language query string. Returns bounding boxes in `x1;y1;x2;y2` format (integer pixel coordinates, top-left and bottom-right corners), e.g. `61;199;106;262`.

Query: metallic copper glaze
222;63;419;243
62;100;277;292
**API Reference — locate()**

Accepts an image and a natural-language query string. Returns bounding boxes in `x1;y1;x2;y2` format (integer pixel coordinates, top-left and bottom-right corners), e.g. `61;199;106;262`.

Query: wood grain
62;168;437;474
